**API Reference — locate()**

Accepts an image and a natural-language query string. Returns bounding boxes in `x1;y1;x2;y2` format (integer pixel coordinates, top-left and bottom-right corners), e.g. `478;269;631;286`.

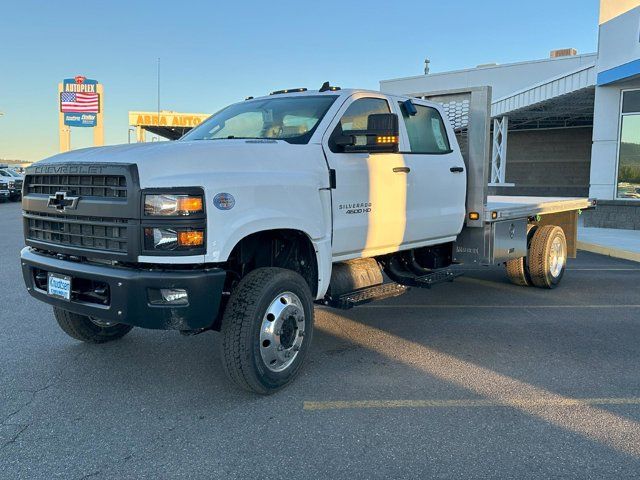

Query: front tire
220;267;314;394
53;307;133;343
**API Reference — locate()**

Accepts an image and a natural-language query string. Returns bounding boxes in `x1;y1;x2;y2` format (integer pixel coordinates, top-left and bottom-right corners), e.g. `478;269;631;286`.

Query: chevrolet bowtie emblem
47;191;79;212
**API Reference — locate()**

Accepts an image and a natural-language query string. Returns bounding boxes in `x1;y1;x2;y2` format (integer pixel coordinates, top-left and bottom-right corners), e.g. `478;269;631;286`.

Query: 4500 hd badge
339;202;372;215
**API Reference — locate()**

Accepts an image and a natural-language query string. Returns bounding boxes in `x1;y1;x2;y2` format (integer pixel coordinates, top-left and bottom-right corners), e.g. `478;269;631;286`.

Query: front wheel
53;307;133;343
220;267;314;394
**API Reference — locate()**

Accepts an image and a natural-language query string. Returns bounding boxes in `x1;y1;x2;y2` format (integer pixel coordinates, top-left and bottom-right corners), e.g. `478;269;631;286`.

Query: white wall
590;85;624;199
380;54;597;100
598;5;640;73
590;3;640;200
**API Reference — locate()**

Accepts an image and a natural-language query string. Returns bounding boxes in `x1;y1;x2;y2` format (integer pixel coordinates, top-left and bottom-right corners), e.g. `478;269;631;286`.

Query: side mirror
336;113;400;153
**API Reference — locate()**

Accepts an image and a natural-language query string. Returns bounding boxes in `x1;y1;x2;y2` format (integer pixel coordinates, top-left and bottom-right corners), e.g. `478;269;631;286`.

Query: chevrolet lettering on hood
34;164;106;175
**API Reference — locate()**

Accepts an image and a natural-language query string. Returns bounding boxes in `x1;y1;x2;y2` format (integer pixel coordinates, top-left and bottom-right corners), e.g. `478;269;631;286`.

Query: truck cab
20;85;590;393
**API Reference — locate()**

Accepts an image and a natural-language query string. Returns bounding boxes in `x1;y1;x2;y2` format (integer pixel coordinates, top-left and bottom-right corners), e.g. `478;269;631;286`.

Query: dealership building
380;0;640;230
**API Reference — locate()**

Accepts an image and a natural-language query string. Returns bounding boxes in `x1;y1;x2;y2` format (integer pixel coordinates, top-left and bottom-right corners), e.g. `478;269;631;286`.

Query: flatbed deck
486;196;595;222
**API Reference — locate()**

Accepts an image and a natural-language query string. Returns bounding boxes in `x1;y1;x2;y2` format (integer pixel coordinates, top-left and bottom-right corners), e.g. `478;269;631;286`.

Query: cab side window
399;102;451;154
340;98;390;131
330;98;390;152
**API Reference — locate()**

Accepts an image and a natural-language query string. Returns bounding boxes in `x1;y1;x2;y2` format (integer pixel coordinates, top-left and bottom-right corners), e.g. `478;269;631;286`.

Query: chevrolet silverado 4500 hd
20;84;593;393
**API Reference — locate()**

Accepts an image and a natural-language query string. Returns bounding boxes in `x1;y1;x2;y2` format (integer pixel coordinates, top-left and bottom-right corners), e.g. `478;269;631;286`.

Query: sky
0;0;600;162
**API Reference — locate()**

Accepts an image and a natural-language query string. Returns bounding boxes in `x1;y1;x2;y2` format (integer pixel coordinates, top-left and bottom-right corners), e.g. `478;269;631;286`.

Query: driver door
322;95;410;260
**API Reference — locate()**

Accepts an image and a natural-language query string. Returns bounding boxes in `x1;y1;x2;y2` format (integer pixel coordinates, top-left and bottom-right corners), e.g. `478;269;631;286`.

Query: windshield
182;95;338;144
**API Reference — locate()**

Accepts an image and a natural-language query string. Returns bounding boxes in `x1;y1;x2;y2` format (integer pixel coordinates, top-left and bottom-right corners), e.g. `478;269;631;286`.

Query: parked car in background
0;177;10;202
0;166;23;201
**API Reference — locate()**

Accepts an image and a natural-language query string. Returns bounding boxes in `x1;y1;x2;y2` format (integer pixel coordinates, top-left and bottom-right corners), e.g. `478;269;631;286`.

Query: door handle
450;167;464;173
393;167;411;173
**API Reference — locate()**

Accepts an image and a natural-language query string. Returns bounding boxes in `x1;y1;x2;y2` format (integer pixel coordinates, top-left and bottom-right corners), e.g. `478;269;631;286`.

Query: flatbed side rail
485;197;597;222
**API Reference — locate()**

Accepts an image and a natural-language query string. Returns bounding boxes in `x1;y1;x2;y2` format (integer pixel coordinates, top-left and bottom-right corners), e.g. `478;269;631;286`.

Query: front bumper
0;190;9;199
21;247;227;330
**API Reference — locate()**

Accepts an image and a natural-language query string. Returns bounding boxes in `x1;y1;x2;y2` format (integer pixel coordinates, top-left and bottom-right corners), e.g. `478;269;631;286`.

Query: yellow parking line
304;397;640;411
316;313;640;456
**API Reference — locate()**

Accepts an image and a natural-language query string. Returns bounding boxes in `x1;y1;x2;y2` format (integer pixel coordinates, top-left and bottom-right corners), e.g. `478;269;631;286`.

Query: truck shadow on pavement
14;253;640;463
306;261;640;458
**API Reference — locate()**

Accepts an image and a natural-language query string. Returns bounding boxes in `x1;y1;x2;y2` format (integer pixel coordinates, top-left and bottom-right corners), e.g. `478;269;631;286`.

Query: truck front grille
25;174;127;198
25;211;129;253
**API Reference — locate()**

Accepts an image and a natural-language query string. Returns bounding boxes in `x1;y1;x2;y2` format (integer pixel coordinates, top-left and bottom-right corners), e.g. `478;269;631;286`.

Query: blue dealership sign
63;112;98;127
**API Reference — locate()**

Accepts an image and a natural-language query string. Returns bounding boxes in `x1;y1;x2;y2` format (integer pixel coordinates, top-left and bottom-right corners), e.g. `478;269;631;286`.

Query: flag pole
157;58;161;129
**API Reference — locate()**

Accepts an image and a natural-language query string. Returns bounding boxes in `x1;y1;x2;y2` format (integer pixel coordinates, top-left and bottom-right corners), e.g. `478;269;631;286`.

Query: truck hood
34;140;328;188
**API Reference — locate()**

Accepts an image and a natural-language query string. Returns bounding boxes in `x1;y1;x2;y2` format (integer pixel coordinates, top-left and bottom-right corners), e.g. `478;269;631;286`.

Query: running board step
414;269;463;288
326;283;409;310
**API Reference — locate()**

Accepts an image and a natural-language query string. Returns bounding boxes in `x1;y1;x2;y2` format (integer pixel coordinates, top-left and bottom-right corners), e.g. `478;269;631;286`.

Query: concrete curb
577;241;640;263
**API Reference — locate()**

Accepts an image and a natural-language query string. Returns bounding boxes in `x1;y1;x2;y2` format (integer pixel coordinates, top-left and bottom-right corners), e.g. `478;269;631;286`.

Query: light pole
128;127;135;144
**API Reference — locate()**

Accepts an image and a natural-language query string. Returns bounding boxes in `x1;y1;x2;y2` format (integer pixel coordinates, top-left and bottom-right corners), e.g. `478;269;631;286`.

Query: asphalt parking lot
2;200;640;479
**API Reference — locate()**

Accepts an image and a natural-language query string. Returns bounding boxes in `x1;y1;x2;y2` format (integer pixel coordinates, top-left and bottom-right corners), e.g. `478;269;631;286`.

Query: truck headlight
144;194;203;216
144;227;205;251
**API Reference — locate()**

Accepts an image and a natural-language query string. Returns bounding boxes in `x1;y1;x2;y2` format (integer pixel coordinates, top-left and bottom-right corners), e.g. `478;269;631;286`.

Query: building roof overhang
492;64;597;129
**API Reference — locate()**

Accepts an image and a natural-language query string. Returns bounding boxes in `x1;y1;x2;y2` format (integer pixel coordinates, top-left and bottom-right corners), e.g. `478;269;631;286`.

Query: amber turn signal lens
177;196;203;213
177;230;204;247
376;135;398;144
469;212;480;220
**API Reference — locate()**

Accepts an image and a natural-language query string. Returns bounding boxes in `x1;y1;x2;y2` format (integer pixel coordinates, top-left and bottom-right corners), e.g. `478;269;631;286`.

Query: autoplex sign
60;76;100;127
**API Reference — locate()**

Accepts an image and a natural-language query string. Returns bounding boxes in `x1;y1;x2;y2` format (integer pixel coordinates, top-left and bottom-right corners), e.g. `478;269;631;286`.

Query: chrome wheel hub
549;236;566;278
259;292;306;373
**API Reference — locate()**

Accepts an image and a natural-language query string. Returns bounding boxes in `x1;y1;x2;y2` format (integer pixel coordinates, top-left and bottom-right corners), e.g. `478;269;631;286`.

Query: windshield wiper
212;135;265;140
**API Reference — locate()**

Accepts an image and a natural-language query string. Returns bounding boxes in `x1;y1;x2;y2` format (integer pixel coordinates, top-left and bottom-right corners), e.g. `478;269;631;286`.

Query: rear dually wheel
528;225;567;289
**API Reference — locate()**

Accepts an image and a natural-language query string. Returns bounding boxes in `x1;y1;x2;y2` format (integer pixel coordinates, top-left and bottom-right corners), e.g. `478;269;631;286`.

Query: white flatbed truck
20;83;594;393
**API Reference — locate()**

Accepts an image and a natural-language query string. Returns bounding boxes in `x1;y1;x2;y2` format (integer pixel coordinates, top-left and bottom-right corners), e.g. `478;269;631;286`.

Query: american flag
60;92;99;113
